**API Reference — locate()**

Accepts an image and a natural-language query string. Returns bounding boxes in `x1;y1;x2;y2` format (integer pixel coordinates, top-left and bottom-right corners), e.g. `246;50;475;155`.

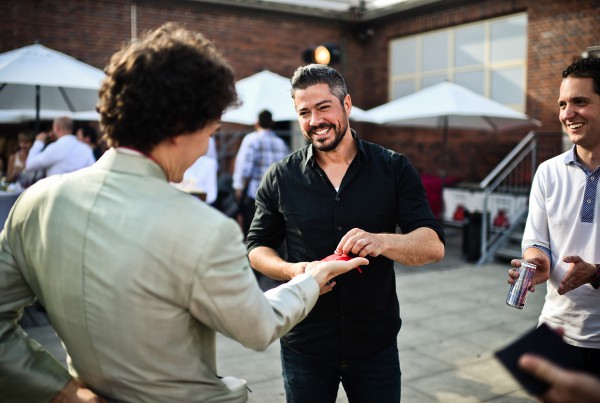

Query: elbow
430;242;445;263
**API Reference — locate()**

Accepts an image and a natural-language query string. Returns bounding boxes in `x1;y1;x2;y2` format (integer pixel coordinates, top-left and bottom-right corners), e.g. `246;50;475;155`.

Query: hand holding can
506;261;536;309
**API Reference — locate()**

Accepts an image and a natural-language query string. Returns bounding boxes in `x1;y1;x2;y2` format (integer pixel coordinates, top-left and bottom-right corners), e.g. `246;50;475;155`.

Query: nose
309;111;323;127
560;104;576;122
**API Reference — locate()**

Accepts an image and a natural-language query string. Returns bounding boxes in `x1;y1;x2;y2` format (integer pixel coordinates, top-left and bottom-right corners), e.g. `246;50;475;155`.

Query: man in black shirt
246;64;445;403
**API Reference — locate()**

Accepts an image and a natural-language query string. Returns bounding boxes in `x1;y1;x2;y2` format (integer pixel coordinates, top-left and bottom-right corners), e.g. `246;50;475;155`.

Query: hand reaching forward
519;354;600;403
304;257;368;295
52;380;105;403
558;256;597;295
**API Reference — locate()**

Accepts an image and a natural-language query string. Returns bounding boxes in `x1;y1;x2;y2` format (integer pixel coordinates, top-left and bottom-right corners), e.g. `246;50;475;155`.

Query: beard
305;113;349;152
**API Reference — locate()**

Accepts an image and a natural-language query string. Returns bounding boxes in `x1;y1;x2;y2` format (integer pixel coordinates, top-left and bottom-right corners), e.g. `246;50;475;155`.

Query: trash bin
463;211;482;262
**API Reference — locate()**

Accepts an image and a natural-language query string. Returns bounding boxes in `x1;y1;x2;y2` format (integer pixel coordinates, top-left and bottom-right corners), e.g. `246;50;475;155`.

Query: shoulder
359;139;411;167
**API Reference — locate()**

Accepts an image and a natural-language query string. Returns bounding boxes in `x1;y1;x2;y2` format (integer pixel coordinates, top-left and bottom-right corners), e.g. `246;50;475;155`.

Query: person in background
76;123;104;161
171;154;219;205
232;109;289;237
26;116;95;176
5;129;35;183
507;57;600;376
0;23;366;403
247;64;445;402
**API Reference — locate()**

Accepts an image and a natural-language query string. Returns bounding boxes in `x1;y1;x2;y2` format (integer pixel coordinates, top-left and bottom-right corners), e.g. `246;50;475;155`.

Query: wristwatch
591;264;600;289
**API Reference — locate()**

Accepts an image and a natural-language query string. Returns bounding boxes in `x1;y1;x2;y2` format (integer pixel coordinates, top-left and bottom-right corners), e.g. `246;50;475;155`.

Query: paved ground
21;226;546;402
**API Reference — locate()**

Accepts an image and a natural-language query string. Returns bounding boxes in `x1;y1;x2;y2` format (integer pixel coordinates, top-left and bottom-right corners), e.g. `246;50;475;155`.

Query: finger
519;354;563;384
562;255;581;264
337;228;364;254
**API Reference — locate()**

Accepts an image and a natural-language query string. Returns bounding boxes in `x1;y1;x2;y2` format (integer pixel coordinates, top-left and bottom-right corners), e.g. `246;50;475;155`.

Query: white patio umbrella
222;69;377;125
0;44;105;128
222;70;296;125
367;81;541;179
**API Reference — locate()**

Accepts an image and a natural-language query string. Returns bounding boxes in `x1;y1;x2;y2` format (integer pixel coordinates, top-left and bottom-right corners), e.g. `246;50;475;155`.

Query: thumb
519;354;562;384
562;255;581;264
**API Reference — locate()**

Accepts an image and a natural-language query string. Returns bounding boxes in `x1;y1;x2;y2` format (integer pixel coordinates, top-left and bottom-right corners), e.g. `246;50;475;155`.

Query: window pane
455;25;485;67
422;32;448;71
455;70;484;95
391;38;416;75
421;75;446;89
491;14;527;62
392;79;415;99
492;67;524;104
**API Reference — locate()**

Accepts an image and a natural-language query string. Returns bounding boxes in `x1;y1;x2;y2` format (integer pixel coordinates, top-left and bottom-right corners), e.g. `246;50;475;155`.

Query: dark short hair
18;129;35;143
562;57;600;96
290;64;348;106
77;124;98;144
257;110;273;129
98;22;239;154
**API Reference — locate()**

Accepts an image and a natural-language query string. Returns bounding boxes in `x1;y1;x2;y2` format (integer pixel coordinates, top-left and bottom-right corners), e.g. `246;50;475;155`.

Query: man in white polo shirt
26;116;96;177
508;57;600;378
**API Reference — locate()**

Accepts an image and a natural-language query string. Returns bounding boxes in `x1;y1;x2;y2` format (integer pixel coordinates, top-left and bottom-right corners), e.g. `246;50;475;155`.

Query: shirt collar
564;145;578;165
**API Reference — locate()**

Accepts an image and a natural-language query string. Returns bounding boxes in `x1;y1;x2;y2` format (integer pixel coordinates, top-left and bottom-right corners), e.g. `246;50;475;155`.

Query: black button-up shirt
247;131;444;363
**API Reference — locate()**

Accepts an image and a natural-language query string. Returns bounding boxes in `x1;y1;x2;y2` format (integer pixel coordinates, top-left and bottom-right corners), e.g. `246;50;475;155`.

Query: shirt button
592;176;595;180
337;226;342;231
588;199;592;204
335;196;340;201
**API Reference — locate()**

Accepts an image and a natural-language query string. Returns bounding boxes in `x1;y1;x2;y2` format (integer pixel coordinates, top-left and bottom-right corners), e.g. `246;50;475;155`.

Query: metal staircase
476;131;563;265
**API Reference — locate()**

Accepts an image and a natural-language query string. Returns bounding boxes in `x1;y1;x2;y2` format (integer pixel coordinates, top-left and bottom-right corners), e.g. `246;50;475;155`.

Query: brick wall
1;0;599;181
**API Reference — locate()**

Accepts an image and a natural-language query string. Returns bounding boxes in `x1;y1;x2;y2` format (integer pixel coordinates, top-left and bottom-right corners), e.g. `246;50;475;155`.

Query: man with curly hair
0;23;366;402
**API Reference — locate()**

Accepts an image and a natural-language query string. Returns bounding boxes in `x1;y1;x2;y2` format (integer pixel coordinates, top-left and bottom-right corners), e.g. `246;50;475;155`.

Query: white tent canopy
367;81;541;131
0;44;105;124
222;70;296;125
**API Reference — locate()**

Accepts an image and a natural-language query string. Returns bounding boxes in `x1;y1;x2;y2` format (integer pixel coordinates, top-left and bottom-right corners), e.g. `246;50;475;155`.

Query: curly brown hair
98;23;239;154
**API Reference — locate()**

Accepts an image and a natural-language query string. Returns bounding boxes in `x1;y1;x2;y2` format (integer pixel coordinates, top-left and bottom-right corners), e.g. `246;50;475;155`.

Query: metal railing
476;131;563;265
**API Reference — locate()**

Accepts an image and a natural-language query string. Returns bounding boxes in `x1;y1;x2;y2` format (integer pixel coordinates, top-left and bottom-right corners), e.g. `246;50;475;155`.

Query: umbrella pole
439;116;449;219
35;85;40;133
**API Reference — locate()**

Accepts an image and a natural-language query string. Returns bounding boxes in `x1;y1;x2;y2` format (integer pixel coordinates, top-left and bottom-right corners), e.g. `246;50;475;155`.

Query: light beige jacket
0;148;319;402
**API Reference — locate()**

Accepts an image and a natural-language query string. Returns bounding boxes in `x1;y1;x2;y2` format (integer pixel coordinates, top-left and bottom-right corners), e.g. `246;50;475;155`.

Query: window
389;13;527;111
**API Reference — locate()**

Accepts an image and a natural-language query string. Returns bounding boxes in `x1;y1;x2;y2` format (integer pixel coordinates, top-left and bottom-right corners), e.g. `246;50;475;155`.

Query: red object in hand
321;253;362;273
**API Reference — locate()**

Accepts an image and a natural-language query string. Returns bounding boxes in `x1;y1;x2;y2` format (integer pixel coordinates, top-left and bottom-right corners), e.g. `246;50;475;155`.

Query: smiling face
294;83;351;152
559;77;600;151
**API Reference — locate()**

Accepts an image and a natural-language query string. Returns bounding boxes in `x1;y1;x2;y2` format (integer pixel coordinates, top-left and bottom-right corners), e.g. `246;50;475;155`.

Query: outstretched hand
519;354;600;403
305;257;368;295
52;380;105;403
558;256;596;295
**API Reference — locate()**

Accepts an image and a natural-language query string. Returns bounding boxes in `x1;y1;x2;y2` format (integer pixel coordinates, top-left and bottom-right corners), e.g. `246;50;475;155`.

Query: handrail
476;132;537;265
479;131;536;189
476;131;563;265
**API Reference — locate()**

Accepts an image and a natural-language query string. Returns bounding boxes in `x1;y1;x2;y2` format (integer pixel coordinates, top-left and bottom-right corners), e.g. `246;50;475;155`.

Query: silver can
506;261;536;309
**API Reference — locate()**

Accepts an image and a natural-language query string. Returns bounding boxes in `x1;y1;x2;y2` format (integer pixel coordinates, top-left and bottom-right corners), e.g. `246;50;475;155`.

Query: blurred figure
26;116;95;176
172;154;219;204
5;129;35;183
232;110;289;237
76;123;104;161
519;354;600;403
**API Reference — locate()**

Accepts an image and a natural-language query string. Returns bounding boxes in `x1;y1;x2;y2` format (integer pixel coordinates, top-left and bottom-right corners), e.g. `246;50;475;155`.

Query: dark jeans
280;340;401;403
563;344;600;377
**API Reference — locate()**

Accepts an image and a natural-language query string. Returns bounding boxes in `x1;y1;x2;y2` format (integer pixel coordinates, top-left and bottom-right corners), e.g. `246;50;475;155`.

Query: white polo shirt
523;146;600;348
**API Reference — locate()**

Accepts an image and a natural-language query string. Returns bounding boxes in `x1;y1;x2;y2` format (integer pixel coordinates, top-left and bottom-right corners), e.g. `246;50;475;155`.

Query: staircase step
494;246;521;260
